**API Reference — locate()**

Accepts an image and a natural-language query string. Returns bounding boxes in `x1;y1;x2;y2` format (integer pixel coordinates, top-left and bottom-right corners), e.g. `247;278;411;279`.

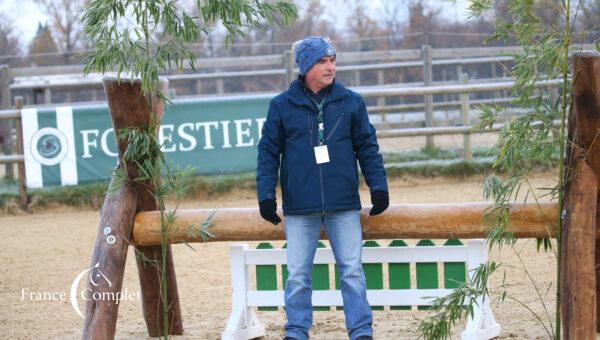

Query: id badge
314;145;330;164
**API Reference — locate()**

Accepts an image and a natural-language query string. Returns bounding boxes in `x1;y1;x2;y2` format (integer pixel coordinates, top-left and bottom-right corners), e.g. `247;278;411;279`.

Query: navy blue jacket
256;79;388;215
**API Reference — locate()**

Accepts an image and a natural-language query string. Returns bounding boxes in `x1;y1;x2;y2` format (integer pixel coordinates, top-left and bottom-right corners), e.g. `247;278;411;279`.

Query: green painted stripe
37;109;61;187
313;242;330;311
334;265;343;310
443;239;466;289
363;240;383;310
256;242;278;311
416;239;438;310
388;240;411;310
281;243;287;312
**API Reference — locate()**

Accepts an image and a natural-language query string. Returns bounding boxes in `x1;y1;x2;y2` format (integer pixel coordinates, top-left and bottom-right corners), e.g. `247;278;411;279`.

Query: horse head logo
89;262;112;287
70;262;112;318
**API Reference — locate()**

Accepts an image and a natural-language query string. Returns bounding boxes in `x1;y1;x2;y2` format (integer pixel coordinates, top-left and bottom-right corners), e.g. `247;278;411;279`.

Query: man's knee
338;262;365;281
286;266;313;284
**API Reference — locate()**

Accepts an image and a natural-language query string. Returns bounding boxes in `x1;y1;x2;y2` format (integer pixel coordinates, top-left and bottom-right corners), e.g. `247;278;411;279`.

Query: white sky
2;0;49;46
0;0;470;53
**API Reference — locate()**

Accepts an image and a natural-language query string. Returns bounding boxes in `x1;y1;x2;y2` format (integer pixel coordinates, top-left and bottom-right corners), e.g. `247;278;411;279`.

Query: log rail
131;202;560;246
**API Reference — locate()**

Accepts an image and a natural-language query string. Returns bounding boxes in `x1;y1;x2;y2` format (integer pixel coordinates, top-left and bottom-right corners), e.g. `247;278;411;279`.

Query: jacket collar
287;78;347;108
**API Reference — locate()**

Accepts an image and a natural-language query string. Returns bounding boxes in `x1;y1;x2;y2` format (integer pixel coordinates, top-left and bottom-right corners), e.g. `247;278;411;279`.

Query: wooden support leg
135;245;184;336
100;77;184;337
597;239;600;332
82;179;137;339
567;52;600;334
560;153;597;339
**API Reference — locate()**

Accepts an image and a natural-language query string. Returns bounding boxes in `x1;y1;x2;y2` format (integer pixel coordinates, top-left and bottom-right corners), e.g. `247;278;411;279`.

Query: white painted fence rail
222;240;501;340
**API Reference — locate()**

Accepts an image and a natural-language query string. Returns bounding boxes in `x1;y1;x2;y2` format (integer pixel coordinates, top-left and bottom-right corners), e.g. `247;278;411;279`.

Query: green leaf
83;0;297;97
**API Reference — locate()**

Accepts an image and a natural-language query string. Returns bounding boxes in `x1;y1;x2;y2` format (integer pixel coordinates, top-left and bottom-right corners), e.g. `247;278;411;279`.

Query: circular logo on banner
30;127;68;166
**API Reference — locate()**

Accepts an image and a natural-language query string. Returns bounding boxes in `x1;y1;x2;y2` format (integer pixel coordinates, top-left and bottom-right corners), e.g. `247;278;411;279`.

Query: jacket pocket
326;112;346;141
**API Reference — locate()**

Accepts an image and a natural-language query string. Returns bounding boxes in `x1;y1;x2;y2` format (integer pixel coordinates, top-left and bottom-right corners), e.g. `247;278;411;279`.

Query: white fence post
377;70;386;123
462;240;501;340
222;244;265;340
460;73;472;161
422;45;434;148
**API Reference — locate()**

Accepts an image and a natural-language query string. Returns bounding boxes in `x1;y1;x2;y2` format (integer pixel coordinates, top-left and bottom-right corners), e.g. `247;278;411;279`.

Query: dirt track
0;167;569;339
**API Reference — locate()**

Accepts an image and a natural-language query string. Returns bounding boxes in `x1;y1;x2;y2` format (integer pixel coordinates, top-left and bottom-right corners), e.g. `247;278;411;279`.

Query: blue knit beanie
293;37;336;76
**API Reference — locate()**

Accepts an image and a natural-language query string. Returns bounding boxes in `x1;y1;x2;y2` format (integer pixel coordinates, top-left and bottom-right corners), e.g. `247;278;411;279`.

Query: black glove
259;199;282;225
369;190;389;216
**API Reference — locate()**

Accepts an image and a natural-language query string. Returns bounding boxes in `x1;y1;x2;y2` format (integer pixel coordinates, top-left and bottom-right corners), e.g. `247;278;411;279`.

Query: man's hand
259;199;282;225
369;190;389;216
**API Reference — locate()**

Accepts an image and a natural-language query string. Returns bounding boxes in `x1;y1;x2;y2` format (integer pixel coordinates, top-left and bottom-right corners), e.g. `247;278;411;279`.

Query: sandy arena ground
0;163;568;339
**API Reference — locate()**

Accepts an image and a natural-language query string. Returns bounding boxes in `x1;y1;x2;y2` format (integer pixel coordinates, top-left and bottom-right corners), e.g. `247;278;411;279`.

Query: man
256;36;389;340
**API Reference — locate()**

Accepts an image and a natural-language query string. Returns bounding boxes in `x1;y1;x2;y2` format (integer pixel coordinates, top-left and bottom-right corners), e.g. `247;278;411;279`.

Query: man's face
305;55;336;90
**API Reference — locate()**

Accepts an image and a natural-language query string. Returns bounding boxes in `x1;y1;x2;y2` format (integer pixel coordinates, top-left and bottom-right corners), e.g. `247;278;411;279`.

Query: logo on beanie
326;47;335;56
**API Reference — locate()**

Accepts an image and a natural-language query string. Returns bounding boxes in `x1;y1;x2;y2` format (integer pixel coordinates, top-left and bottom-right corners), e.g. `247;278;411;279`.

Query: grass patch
186;172;256;197
384;146;559;178
29;181;109;209
385;157;496;177
0;172;257;210
382;146;496;163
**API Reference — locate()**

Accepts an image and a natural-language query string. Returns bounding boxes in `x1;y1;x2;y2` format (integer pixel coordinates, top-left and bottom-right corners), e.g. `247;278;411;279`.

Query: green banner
21;95;271;188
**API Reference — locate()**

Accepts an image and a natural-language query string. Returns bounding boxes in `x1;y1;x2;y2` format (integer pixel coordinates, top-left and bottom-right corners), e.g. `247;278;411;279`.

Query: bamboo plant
82;1;297;338
419;1;599;339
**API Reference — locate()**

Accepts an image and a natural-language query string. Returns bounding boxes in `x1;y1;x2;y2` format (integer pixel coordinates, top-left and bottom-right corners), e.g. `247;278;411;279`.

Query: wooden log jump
82;52;600;339
131;202;559;246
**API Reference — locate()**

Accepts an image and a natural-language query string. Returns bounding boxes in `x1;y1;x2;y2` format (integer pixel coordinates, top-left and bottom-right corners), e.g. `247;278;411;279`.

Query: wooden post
459;73;472;161
81;176;138;339
82;77;183;338
490;62;499;99
14;97;27;210
442;68;448;119
560;52;600;338
131;202;560;245
456;64;463;79
44;88;51;104
216;78;224;95
397;69;403;106
196;79;202;95
377;70;386;123
560;151;597;339
0;65;13;179
284;49;295;87
422;45;434;148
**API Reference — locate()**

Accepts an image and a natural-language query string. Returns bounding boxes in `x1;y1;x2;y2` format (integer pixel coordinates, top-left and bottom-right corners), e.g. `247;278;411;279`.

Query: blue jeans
283;209;373;340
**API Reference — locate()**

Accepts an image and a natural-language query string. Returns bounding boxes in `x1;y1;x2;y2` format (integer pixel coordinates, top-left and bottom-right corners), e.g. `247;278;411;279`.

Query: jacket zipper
319;166;325;214
325;113;345;141
307;114;314;146
308;113;326;213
